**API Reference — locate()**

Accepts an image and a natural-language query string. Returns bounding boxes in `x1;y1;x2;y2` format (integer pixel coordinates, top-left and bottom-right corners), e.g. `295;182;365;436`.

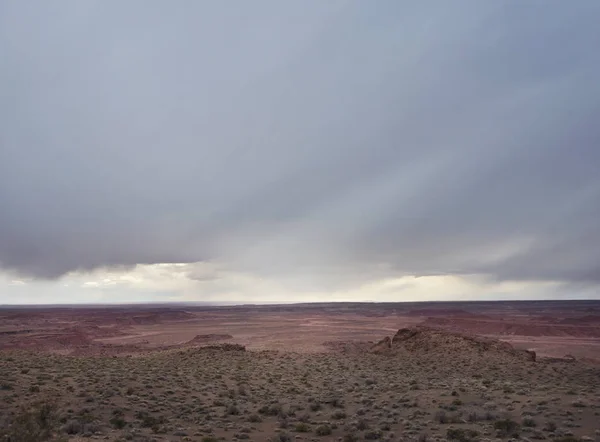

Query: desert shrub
0;401;58;442
466;411;479;422
310;402;322;412
135;410;165;429
276;432;291;442
297;413;310;423
258;403;282;416
331;410;347;420
544;421;557;432
294;423;310;433
110;416;127;429
315;425;332;436
494;418;520;438
227;404;240;415
201;437;218;442
247;413;262;423
62;419;83;435
484;411;497;421
435;410;448;423
343;434;358;442
446;428;480;442
364;430;383;440
435;410;462;424
331;397;345;408
522;417;537;427
356;419;370;430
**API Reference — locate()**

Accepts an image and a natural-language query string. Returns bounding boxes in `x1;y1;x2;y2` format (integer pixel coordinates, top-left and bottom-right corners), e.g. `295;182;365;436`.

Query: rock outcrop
369;336;392;354
370;326;536;362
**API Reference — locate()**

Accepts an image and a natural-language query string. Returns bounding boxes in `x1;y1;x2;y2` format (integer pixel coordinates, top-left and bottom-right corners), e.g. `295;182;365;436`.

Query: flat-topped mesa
370;326;536;362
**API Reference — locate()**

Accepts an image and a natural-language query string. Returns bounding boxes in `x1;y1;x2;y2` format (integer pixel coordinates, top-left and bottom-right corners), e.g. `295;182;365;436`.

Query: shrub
356;419;370;430
571;400;586;408
297;413;310;423
227;404;240;415
522;417;537;427
0;402;58;442
258;403;282;416
276;432;292;442
310;402;322;412
315;425;332;436
331;397;345;408
446;428;480;442
62;419;83;435
435;410;462;424
247;414;262;423
294;423;310;433
494;418;520;438
331;410;346;420
110;416;127;429
435;410;447;423
135;410;165;429
364;430;383;440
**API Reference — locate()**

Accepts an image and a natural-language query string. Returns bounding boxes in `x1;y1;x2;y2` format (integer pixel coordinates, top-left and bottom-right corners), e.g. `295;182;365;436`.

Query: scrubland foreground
1;328;600;442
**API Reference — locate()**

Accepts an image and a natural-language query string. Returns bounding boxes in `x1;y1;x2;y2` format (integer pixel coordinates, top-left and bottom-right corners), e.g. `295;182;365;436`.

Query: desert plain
1;300;600;442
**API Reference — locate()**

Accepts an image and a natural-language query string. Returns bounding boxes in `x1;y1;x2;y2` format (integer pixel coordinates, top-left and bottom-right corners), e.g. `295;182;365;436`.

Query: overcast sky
1;1;599;304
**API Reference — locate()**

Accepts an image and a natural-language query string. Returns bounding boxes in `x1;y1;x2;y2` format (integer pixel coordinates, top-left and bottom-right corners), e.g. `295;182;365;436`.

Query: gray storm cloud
1;1;599;288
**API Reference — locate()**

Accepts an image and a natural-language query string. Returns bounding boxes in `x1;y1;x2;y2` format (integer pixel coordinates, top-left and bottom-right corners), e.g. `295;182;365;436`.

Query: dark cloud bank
1;1;599;289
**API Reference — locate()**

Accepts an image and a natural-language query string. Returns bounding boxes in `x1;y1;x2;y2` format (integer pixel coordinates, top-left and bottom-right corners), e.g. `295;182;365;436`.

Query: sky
1;1;599;304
